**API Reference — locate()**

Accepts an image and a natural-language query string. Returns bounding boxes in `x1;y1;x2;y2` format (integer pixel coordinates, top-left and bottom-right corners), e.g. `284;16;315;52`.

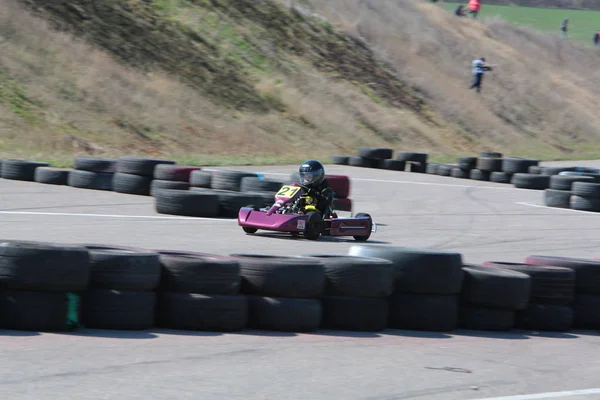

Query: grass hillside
467;0;600;10
3;0;600;165
440;2;600;44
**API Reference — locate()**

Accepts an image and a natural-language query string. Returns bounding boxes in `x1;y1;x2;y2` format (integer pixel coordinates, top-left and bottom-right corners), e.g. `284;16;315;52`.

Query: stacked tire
67;157;117;191
570;182;600;212
525;256;600;330
348;147;393;169
240;175;284;209
150;164;201;196
114;157;175;196
79;245;161;330
452;157;477;179
302;255;394;331
396;151;427;173
469;151;501;181
0;240;90;332
480;262;575;331
348;246;464;331
544;175;594;209
230;255;325;332
155;251;247;331
1;159;50;182
503;157;547;189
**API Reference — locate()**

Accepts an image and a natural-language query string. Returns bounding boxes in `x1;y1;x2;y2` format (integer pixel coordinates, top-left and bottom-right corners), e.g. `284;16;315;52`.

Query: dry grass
284;0;600;159
3;0;600;166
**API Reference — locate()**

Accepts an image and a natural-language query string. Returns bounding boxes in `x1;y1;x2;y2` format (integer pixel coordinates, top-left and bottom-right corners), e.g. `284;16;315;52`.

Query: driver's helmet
298;160;325;188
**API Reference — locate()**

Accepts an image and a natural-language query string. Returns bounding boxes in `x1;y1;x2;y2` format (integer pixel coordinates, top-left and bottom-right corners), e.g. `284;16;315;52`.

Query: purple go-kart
237;183;376;241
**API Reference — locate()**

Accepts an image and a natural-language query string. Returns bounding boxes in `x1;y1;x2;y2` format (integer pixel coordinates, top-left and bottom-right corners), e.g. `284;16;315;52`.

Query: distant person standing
469;57;493;94
455;4;467;17
594;31;600;46
467;0;481;19
560;18;568;39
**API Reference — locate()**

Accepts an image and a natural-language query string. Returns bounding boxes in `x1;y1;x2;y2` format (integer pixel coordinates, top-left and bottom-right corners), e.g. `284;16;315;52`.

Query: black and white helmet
298;160;325;188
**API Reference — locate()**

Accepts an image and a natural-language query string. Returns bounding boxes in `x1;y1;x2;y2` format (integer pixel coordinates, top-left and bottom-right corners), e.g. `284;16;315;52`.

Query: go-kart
237;183;376;241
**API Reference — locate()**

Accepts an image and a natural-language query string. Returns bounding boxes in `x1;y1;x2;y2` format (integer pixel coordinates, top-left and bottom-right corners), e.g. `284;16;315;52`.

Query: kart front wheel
303;211;324;240
353;212;372;241
242;204;259;234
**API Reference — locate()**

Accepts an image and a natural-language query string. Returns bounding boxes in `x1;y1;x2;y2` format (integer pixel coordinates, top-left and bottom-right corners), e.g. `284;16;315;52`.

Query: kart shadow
249;232;392;244
0;329;41;337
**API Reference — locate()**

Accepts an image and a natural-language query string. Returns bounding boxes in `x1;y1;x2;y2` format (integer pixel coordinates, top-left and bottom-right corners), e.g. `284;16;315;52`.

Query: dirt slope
3;0;600;164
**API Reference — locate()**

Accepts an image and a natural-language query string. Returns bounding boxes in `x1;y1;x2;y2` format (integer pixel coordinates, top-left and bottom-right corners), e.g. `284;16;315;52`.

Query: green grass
439;2;600;45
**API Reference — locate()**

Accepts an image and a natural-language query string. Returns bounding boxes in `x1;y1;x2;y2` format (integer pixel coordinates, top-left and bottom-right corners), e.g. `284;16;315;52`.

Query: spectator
455;5;467;17
467;0;481;19
560;18;568;40
469;57;493;94
594;31;600;46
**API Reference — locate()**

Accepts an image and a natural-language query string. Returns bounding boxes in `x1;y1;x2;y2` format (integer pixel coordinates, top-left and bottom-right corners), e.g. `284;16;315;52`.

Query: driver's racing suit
303;179;334;216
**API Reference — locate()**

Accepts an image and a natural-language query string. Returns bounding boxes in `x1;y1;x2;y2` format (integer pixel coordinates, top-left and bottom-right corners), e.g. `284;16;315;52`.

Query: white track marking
0;210;235;221
473;387;600;399
257;172;521;190
516;201;600;215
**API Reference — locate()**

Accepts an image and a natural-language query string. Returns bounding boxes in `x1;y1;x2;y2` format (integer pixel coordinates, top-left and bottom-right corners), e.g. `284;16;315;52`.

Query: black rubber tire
359;147;393;159
34;167;70;185
459;306;515;331
154;189;220;217
540;166;577;176
156;293;248;332
300;255;394;297
525;256;600;295
570;195;600;212
210;170;258;191
189;170;213;188
528;165;542;174
81;244;161;291
303;211;324;240
461;265;531;310
240;177;283;193
502;157;539;174
549;175;595;191
572;181;600;197
116;157;175;177
246;296;322;332
458;157;477;171
451;167;469;179
490;171;512;184
544;189;571;208
436;165;452;176
388;293;458;331
81;289;156;330
1;159;50;181
381;159;406;171
395;152;428;163
190;188;267;218
409;162;427;173
573;294;600;329
426;163;439;174
156;251;241;295
112;172;152;195
0;240;90;292
332;155;350;165
150;179;190;196
348;156;379;168
483;261;575;305
479;151;502;158
321;296;388;332
353;212;372;241
153;165;201;181
476;157;503;172
0;290;80;332
469;169;490;181
73;157;117;173
511;173;550;190
230;254;325;298
515;304;573;332
347;245;464;295
67;170;114;191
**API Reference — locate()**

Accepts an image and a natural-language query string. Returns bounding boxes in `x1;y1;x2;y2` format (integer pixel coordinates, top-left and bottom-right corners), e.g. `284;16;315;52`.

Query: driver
298;160;334;216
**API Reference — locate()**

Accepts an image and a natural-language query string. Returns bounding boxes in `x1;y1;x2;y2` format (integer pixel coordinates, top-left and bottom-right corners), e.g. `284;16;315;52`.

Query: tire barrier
1;240;600;335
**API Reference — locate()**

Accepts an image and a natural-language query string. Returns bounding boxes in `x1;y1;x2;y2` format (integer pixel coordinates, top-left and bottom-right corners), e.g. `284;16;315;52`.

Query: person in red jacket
594;31;600;46
467;0;481;19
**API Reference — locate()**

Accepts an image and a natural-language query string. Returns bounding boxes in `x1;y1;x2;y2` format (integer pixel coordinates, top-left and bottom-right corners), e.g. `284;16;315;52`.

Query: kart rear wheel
353;213;372;241
303;211;324;240
242;205;259;234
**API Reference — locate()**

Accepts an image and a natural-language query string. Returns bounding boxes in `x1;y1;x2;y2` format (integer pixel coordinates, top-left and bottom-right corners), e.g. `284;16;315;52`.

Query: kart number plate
297;220;306;230
276;185;301;199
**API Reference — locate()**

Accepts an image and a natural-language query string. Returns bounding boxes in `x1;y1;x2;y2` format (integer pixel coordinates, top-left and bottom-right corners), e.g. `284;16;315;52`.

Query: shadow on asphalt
385;330;453;339
249;232;392;244
0;329;41;337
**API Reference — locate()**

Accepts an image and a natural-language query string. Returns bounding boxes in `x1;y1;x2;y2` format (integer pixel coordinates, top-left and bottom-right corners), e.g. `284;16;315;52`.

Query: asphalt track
2;160;600;399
